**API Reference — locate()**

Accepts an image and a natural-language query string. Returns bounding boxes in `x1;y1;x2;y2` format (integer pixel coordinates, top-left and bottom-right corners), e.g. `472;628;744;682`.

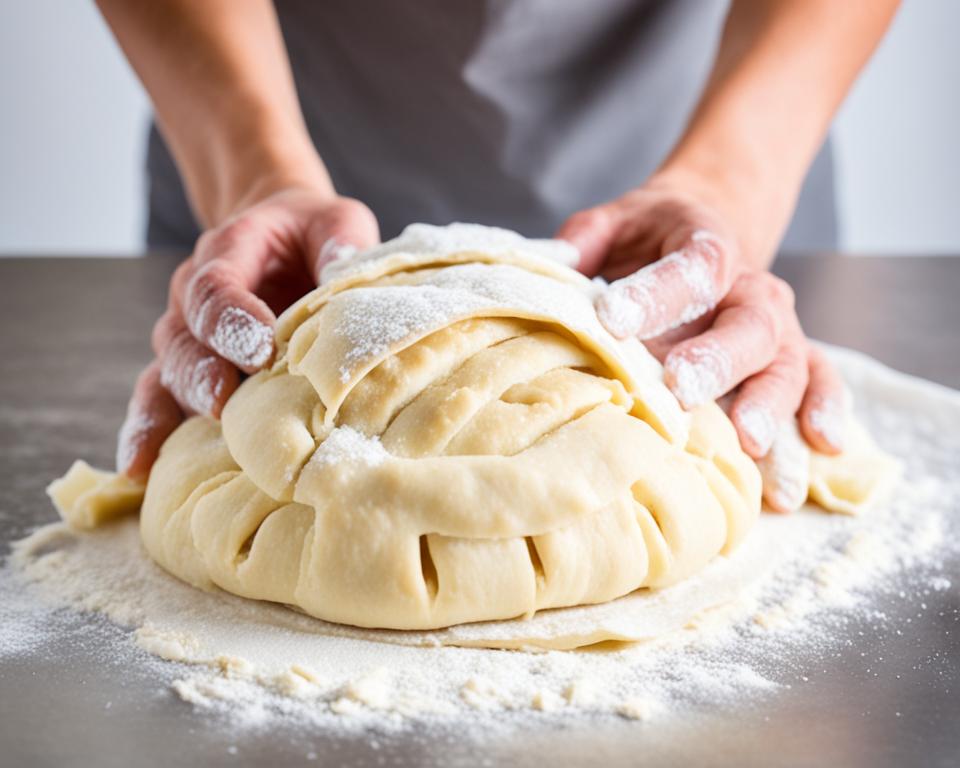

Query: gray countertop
0;253;958;767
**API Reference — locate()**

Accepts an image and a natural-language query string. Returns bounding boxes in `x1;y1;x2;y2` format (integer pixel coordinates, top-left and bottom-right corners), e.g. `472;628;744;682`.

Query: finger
729;336;810;458
304;197;381;283
641;310;716;362
152;310;240;417
555;205;620;276
182;259;277;372
661;273;794;408
798;344;847;454
116;361;183;482
596;230;732;340
755;419;811;514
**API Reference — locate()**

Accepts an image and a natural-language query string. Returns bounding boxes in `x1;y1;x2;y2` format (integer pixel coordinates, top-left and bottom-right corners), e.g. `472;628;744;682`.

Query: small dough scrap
46;460;144;530
809;420;902;515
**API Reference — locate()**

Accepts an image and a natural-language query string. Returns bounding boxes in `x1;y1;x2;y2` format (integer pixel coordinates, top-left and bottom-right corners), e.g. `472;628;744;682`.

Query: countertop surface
0;253;958;767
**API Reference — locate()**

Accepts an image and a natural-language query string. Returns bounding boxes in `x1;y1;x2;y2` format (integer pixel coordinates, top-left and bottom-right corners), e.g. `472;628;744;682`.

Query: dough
47;460;144;530
139;224;765;630
52;224;896;634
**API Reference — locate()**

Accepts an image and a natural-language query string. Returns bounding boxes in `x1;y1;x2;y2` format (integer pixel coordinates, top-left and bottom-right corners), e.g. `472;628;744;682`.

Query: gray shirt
146;0;836;251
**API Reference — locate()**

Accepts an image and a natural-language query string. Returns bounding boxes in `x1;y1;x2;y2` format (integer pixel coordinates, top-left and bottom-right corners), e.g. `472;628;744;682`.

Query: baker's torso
147;0;835;251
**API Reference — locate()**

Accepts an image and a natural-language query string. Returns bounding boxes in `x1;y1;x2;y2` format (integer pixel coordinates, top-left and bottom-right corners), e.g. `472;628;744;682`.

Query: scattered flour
307;426;389;468
332;262;616;386
1;346;958;737
318;237;359;276
322;223;579;287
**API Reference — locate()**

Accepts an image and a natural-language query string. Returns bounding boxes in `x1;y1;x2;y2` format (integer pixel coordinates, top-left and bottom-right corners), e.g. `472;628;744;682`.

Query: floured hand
557;177;847;489
117;189;379;481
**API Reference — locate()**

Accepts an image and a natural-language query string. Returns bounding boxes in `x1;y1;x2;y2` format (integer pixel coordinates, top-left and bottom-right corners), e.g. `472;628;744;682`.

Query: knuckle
134;360;163;394
168;260;194;307
187;261;225;305
689;234;735;294
336;198;380;238
770;344;808;380
758;353;810;409
184;262;240;335
763;274;795;309
736;303;780;349
335;196;374;222
570;207;608;232
197;217;256;260
150;310;178;355
731;271;766;298
649;197;687;221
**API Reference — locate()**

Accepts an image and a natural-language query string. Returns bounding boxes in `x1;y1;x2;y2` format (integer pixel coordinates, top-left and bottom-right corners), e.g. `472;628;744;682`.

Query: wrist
182;101;334;226
211;133;335;225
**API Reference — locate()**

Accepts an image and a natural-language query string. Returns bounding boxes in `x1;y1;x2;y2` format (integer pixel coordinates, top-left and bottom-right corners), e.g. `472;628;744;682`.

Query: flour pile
1;346;958;733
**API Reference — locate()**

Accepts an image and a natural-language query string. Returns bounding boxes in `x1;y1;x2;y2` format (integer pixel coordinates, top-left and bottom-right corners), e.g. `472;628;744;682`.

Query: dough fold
139;224;766;630
55;223;887;633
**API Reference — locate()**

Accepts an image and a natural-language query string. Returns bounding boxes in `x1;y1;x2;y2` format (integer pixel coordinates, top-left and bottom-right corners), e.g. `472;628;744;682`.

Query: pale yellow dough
50;224;897;635
47;460;144;530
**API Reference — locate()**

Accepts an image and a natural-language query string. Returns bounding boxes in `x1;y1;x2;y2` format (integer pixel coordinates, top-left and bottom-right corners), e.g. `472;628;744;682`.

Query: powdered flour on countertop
1;345;958;736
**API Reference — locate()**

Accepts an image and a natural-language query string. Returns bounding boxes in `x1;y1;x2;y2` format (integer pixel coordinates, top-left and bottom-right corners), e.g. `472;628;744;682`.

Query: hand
117;189;379;481
557;176;847;466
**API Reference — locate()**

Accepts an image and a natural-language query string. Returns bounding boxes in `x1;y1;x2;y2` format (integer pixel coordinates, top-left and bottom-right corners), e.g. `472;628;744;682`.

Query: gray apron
146;0;836;252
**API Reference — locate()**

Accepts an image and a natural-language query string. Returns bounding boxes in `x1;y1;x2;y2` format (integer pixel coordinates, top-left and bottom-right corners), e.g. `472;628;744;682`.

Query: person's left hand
556;174;847;501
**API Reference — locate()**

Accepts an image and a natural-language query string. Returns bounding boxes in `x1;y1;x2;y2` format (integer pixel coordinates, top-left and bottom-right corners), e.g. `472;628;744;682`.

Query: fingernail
664;341;731;409
807;396;846;451
210;306;274;369
736;403;777;456
116;409;155;475
318;237;358;272
757;421;810;513
595;280;652;339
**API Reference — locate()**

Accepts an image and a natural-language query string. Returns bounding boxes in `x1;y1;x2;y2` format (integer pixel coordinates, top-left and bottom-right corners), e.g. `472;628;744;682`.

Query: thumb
306;197;381;283
555;205;619;276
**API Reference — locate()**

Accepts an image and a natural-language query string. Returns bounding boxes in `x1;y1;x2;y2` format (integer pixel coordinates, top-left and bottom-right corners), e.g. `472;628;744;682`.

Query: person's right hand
117;189;380;482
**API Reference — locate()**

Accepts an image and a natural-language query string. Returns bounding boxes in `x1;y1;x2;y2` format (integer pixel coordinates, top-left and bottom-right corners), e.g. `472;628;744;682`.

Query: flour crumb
460;676;502;710
342;667;392;710
563;678;598;707
135;625;200;662
309;426;389;468
617;697;660;721
531;689;564;712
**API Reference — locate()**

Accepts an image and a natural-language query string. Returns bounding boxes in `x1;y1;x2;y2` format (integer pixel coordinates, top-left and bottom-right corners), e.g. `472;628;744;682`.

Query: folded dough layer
136;224;882;632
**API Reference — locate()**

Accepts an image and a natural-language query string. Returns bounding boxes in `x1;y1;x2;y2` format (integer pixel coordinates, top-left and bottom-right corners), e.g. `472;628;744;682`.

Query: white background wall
1;1;958;255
